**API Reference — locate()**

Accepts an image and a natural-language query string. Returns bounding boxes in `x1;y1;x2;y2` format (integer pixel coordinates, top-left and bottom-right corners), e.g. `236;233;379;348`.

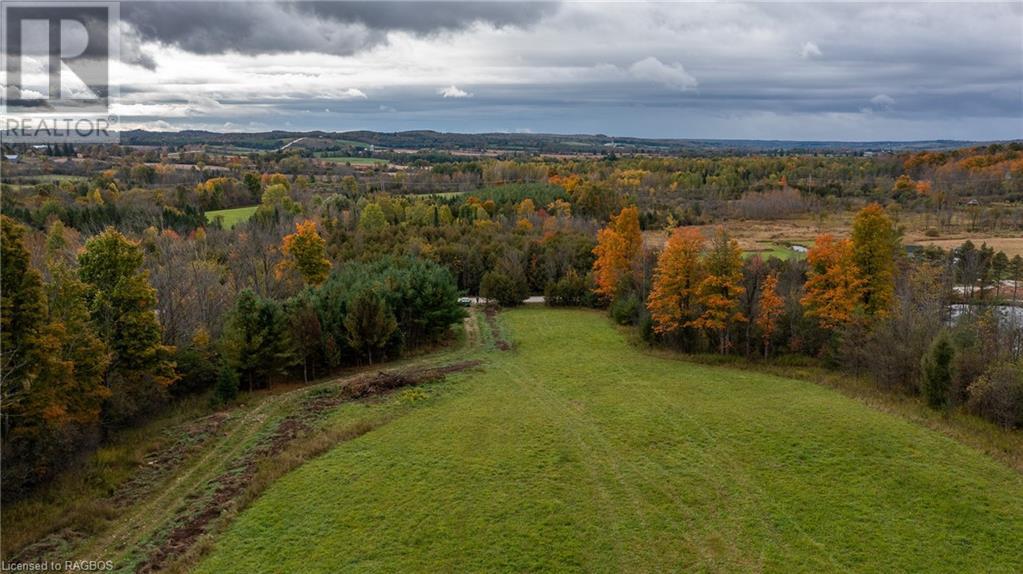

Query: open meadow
196;308;1023;573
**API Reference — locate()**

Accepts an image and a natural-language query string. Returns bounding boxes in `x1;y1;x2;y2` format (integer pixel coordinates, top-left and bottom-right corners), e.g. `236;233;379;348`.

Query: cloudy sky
103;1;1023;140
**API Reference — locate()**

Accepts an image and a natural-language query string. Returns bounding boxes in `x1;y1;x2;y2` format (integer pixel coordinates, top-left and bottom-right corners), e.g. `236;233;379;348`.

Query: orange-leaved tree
592;206;642;301
280;220;331;286
691;228;746;353
755;272;783;357
647;227;704;335
801;234;864;330
851;203;899;320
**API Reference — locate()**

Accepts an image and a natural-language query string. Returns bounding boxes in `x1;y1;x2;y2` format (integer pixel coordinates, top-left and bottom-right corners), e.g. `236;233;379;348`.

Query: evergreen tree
344;289;397;364
921;332;954;409
212;363;240;405
221;289;296;390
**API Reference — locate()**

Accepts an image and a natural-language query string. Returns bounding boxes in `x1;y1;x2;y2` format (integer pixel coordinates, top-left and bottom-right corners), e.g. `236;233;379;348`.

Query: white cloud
628;57;697;91
439;85;473;98
339;88;367;99
870;93;895;110
800;41;822;59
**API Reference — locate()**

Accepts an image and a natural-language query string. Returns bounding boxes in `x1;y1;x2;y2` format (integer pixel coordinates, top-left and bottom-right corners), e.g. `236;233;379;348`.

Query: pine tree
344;289;397;364
921;332;954;409
221;289;297;390
212;363;240;406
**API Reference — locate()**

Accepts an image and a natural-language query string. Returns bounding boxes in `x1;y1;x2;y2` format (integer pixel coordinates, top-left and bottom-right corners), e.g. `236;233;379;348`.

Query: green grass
2;174;88;184
744;243;807;260
206;205;258;228
197;308;1023;573
318;156;387;166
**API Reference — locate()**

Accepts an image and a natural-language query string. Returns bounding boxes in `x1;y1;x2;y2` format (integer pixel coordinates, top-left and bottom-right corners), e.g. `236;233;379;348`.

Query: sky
65;1;1023;140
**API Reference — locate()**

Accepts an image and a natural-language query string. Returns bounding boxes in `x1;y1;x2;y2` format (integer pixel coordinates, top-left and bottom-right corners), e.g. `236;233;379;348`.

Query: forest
1;140;1021;501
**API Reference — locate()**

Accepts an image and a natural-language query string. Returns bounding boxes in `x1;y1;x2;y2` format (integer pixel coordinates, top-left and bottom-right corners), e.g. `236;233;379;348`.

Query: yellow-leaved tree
647;227;705;335
691;228;747;353
280;220;331;286
851;203;899;320
801;234;864;330
755;272;784;357
592;206;643;301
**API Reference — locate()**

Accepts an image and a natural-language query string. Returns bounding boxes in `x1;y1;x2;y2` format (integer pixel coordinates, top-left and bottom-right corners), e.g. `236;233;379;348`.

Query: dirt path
18;311;491;573
9;311;491;573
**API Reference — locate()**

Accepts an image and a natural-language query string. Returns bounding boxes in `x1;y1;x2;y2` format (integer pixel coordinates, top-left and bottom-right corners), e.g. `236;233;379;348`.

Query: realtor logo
2;1;118;142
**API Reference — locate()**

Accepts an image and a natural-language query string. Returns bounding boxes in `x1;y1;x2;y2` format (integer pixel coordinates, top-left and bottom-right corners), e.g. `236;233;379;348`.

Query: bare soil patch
484;307;511;351
134;360;481;573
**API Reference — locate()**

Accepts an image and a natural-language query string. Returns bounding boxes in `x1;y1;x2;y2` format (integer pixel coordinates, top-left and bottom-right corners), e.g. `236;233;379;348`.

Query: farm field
645;214;1023;259
317;156;387;166
205;205;258;228
197;308;1023;573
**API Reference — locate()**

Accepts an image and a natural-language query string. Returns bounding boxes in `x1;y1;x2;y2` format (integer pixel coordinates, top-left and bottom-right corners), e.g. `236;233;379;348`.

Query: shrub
967;361;1023;428
481;270;528;307
920;332;954;409
212;364;240;406
173;336;220;396
544;269;592;307
610;293;641;325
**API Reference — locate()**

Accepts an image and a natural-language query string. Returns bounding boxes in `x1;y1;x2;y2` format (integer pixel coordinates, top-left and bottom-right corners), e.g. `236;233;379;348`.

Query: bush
544;269;592;307
609;293;641;325
967;361;1023;428
212;364;240;406
481;270;528;307
173;344;220;396
920;332;954;409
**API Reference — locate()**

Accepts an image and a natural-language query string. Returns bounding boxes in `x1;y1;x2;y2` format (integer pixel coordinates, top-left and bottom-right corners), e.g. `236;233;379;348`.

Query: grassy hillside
205;205;258;228
197;308;1023;573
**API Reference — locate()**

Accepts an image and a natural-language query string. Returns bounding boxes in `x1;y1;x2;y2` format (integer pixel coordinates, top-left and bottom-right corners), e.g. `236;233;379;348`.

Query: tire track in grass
521;310;838;571
606;360;845;573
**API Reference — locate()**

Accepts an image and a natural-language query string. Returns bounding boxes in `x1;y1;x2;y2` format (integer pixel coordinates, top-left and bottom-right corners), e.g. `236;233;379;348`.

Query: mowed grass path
197;308;1023;573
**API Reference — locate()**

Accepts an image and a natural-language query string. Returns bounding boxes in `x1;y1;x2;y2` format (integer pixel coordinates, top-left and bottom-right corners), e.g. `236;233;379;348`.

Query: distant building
3;154;18;163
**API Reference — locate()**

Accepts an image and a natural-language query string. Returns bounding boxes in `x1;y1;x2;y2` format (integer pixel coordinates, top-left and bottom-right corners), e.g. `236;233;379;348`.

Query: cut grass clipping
197;308;1023;573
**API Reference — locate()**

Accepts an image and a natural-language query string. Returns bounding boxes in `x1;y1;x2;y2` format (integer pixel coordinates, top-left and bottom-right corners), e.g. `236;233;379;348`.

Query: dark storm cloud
121;1;556;56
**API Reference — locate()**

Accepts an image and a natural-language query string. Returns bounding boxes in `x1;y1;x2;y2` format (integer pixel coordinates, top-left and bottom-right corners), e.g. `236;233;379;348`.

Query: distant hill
117;129;1001;156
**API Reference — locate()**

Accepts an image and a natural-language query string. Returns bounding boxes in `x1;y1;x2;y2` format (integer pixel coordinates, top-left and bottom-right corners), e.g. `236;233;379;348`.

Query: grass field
206;205;258;228
743;242;807;260
196;308;1023;573
318;156;387;166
